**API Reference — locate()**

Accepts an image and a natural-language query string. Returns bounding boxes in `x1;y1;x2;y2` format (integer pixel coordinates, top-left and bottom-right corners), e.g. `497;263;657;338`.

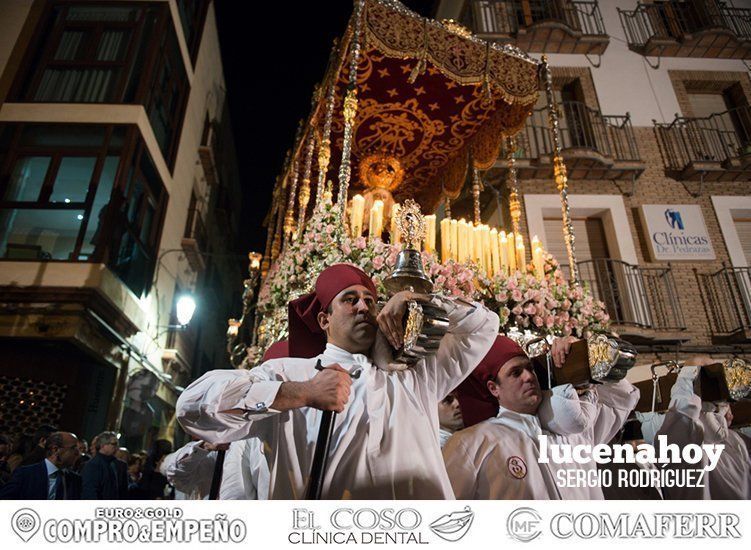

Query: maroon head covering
262;340;289;362
454;335;527;427
288;264;377;357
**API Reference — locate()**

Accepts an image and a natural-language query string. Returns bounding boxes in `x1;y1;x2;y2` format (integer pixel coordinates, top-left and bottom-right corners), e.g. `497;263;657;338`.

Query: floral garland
254;199;609;355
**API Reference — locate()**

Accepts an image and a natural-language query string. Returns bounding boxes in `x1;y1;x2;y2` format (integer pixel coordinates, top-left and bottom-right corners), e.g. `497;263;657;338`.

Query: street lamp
175;294;197;327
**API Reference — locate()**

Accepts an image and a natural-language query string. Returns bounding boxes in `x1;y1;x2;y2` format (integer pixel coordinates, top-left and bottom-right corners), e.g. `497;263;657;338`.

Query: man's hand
305;364;352;413
551;335;579;369
199;441;230;452
376;290;431;349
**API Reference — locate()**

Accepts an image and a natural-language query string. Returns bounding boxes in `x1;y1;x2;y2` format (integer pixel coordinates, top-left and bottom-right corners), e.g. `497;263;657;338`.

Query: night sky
214;0;435;254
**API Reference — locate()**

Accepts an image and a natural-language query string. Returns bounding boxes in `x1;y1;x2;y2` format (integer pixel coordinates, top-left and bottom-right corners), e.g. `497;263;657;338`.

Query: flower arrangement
255;199;609;351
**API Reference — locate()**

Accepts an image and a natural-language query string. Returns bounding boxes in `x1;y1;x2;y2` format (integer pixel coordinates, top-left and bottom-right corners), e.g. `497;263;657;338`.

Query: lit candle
490;228;500;276
534;246;545;279
369;199;384;241
499;232;508;275
390;203;401;244
481;225;492;276
458;219;468;263
350;194;365;238
425;214;436;254
516;241;526;273
507;231;516;272
440;217;451;262
450;219;458;261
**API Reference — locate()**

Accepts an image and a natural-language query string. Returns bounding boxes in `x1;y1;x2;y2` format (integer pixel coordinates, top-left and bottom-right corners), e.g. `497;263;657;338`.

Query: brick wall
514;125;751;363
668;70;751;117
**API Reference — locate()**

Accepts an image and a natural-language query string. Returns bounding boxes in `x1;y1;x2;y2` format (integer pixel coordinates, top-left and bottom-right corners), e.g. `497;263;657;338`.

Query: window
107;141;167;297
0;123;168;297
175;0;210;64
0;124;126;261
12;2;190;170
16;4;160;103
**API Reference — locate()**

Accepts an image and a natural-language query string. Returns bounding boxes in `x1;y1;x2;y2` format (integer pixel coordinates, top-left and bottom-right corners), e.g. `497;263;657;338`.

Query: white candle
534;246;545;279
440;217;451;262
350;194;365;238
369;199;384;241
424;214;436;254
507;231;516;272
490;228;500;276
450;219;458;261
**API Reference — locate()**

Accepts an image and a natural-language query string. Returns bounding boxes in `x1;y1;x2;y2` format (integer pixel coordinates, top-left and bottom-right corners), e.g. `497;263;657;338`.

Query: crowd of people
0;427;176;500
2;263;749;500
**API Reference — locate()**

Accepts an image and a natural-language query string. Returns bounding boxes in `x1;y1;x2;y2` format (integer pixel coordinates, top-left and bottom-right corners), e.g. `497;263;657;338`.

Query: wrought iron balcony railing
181;207;207;271
572;258;686;333
619;1;751;58
465;0;608;54
699;265;751;337
500;100;643;180
653;105;751;181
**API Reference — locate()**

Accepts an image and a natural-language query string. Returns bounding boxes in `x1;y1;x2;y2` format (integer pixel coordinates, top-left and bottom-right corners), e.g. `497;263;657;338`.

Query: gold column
316;53;338;210
472;165;482;226
283;122;304;244
506;136;521;236
541;55;579;285
336;0;365;224
271;173;287;262
297;128;315;237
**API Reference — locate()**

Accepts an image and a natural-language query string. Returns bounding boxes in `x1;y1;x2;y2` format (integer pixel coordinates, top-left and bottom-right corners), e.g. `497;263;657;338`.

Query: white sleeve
537;384;598;436
416;297;499;400
588;379;640;445
162;441;215;497
668;366;702;421
176;360;288;444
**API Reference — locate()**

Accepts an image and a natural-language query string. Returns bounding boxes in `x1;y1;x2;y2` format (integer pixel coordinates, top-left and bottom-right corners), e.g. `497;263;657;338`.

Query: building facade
435;0;751;377
0;0;243;450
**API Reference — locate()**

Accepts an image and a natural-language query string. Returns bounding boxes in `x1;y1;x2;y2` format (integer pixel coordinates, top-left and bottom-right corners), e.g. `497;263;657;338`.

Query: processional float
225;0;643;497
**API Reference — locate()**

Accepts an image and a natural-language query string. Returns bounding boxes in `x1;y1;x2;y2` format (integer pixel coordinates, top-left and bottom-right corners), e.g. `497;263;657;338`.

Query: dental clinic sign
640;205;715;261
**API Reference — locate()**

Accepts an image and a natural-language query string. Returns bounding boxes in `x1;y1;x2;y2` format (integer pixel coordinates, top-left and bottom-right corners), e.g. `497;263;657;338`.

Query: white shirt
162;439;270;500
443;380;639;499
176;296;498;499
656;367;751;500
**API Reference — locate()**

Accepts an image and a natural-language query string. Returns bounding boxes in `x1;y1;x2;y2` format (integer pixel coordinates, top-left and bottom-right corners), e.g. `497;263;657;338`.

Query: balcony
198;117;220;187
653;105;751;183
181;207;207;271
574;259;687;344
465;0;609;54
495;100;645;180
619;1;751;58
699;265;751;342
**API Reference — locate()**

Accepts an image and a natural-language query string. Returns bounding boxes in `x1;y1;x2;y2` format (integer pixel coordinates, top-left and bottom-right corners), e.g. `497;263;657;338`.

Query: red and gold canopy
320;0;540;213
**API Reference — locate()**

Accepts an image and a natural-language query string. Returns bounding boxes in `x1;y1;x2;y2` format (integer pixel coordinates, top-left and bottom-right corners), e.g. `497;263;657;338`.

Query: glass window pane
4;157;51;201
50;157;97;203
34;68;119;103
0;208;83;260
54;30;86;60
96;30;130;61
79;156;119;258
110;230;150;296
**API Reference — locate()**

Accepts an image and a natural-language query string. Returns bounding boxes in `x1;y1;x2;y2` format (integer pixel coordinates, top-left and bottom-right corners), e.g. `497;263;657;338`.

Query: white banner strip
1;500;747;549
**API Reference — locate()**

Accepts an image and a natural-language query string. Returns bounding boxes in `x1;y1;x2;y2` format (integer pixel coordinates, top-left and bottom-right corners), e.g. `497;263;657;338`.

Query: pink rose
533;316;543;327
511;289;523;302
372;256;385;270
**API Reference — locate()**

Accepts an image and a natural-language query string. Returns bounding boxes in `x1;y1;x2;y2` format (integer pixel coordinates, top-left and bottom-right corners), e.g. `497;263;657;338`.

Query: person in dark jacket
19;424;57;467
81;431;128;500
131;439;172;499
0;431;81;499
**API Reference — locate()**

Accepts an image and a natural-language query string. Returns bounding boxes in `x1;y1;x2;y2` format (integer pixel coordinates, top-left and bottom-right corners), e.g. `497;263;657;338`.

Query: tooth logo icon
429;506;474;542
12;508;40;542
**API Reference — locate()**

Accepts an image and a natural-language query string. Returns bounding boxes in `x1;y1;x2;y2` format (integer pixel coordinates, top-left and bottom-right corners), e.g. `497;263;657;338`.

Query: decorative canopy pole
297;126;316;238
506;135;521;236
283;122;304;244
335;0;365;225
541;55;579;285
471;164;482;227
315;41;340;210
